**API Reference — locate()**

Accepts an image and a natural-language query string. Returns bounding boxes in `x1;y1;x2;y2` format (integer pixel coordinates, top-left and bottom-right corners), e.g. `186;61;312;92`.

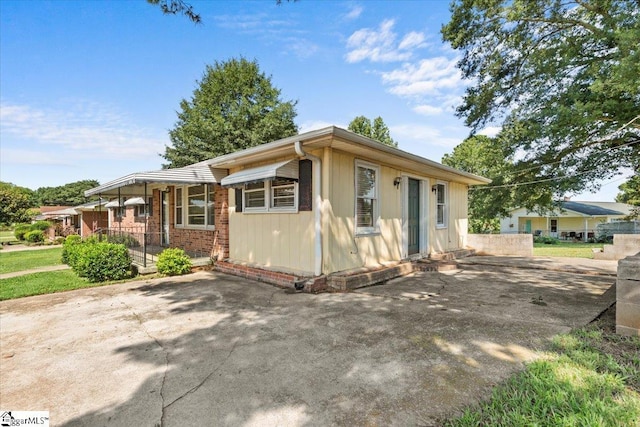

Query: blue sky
0;0;629;201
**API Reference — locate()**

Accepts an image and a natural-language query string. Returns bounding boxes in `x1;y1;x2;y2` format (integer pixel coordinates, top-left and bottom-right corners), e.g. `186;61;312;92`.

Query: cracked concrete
0;263;615;426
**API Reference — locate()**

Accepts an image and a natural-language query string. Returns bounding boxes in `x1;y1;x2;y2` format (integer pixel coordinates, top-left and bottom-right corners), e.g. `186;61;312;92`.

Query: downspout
295;141;322;276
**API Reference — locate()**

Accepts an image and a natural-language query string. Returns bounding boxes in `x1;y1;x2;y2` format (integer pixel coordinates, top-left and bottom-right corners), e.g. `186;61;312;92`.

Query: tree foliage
616;174;640;206
0;182;36;225
35;180;100;206
442;136;514;232
147;0;296;24
348;116;398;147
442;0;640;211
163;58;298;168
147;0;201;23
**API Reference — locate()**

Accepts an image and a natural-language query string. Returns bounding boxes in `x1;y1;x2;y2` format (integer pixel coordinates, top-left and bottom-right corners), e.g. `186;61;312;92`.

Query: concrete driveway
0;264;615;426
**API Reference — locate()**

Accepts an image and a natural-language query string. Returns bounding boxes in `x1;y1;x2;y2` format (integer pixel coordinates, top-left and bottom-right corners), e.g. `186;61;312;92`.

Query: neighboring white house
500;201;633;241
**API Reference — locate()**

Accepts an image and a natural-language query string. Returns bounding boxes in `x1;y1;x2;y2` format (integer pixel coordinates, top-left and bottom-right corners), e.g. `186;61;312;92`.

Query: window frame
242;179;299;214
354;160;380;235
436;181;448;229
174;184;215;230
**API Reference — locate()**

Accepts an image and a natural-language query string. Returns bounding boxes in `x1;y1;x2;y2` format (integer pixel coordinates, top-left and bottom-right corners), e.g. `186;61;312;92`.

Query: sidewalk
457;255;618;276
1;243;62;252
0;264;71;280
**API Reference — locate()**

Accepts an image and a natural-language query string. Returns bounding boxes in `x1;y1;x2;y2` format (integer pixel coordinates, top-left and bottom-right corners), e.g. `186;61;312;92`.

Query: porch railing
97;228;211;267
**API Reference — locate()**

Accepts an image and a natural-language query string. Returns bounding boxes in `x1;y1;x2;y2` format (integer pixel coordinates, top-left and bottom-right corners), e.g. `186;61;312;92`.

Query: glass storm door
161;191;170;246
408;178;420;255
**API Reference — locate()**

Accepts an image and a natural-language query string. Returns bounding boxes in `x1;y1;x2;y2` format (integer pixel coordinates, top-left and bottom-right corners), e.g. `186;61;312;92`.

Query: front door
525;220;532;234
161;191;170;246
408;178;420;255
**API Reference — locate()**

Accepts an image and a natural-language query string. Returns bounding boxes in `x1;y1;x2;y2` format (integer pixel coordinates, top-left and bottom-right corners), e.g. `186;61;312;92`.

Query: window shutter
298;159;312;211
235;188;243;212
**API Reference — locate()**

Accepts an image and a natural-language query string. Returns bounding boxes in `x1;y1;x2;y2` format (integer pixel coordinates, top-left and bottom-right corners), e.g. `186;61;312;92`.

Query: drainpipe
294;141;322;276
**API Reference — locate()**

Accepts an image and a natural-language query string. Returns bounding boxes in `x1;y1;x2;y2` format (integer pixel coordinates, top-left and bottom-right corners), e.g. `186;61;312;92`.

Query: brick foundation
214;260;302;289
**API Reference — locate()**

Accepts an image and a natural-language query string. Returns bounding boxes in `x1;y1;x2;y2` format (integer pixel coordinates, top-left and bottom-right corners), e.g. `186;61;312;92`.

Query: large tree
348;116;398;147
35;180;100;206
442;0;640;211
163;58;298;168
616;174;640;205
442;135;515;232
0;182;36;225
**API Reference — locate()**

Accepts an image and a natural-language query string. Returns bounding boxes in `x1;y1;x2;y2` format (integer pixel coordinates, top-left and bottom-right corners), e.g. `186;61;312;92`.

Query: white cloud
381;57;463;97
413;105;443;116
345;19;426;63
477;126;502;137
298;120;343;133
344;4;363;20
0;101;166;159
391;124;464;148
398;31;426;50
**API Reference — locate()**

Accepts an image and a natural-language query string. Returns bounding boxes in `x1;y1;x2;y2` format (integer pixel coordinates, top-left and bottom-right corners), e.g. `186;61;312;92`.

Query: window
245;182;266;209
174;185;215;228
355;161;379;234
175;188;183;226
242;179;298;213
271;179;295;209
187;184;206;225
436;182;447;228
135;198;152;217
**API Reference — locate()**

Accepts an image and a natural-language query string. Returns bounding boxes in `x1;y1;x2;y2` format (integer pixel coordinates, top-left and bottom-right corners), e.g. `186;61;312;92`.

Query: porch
99;229;212;272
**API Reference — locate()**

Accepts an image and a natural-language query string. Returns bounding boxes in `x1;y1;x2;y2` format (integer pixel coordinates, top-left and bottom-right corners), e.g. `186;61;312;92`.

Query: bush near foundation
64;238;132;282
14;224;32;241
61;234;82;264
156;248;192;276
24;230;44;243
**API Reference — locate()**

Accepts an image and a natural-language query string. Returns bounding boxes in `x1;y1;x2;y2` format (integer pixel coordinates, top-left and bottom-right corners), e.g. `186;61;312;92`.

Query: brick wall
163;185;229;258
80;210;108;237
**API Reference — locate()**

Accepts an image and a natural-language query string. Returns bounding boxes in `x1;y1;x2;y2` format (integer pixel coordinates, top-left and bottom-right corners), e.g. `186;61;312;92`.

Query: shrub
534;236;559;245
31;220;52;232
70;242;132;283
14;224;31;241
156;248;192;276
61;234;83;264
54;236;65;245
24;230;44;243
107;233;140;247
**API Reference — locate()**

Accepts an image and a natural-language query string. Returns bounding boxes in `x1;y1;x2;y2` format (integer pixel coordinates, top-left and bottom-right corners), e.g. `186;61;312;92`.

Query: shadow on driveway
0;264;615;426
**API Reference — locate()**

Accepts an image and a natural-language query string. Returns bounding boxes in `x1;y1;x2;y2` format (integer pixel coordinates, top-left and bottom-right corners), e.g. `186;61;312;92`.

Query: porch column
584;218;588;242
143;183;148;268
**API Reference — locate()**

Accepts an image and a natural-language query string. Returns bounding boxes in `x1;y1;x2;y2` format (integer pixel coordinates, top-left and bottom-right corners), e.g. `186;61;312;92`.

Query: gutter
295;141;323;276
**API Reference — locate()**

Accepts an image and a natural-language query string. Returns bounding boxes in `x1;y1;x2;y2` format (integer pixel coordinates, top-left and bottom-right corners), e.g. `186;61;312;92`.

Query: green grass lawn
0;269;152;300
0;270;91;300
0;230;17;244
0;247;63;274
534;242;604;258
445;307;640;426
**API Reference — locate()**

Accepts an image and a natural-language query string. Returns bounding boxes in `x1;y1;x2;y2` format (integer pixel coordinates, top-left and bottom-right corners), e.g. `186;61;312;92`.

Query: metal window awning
104;200;123;208
221;160;299;188
123;197;146;206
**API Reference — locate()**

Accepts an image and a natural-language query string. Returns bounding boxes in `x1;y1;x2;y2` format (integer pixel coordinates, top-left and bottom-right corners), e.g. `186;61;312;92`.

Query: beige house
199;126;489;277
85;126;489;285
499;201;633;241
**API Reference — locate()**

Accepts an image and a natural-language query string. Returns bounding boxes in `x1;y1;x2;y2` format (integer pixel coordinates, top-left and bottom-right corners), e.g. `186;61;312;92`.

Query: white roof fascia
200;126;491;186
221;160;299;188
